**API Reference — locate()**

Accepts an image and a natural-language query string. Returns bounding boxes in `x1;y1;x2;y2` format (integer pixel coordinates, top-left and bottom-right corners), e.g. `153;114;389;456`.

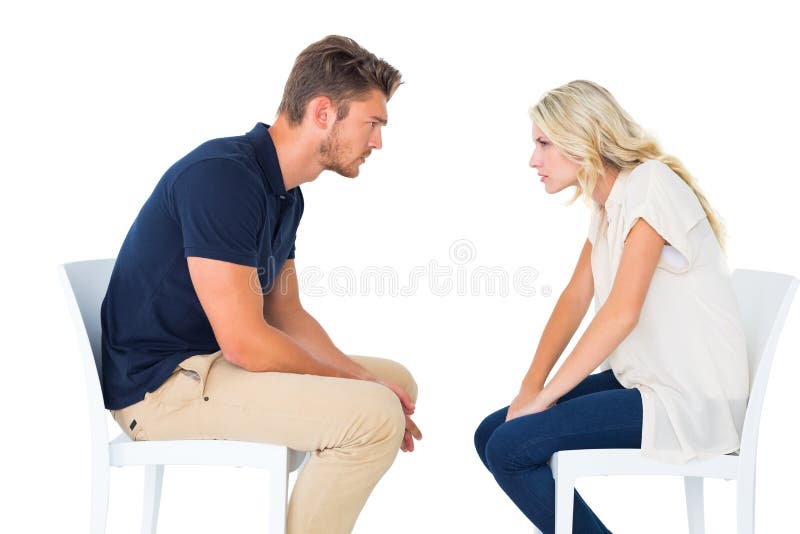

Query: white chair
60;258;308;534
541;269;798;534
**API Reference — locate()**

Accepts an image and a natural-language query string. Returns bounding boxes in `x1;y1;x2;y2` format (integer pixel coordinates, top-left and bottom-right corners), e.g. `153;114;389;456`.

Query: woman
474;80;749;533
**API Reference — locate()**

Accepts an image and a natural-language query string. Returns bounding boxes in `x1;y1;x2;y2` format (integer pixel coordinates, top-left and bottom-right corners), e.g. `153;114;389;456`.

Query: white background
2;1;799;532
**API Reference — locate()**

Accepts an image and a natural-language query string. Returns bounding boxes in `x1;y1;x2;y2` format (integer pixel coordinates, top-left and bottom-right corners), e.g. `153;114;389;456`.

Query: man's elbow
218;340;256;371
218;337;287;373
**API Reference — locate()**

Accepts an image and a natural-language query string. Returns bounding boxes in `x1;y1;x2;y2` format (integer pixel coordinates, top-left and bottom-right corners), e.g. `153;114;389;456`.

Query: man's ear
307;95;335;131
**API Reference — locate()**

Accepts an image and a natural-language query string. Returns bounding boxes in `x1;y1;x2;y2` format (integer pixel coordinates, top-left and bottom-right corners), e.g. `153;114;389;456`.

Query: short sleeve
171;158;266;267
621;160;706;273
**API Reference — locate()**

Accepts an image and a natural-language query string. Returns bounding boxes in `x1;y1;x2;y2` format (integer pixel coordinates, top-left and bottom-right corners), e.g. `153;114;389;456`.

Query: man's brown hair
278;35;402;125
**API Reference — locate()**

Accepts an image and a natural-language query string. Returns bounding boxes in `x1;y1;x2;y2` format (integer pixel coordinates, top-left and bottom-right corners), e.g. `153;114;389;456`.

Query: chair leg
554;476;575;534
269;451;290;534
736;471;756;534
141;465;164;534
90;454;109;534
684;476;705;533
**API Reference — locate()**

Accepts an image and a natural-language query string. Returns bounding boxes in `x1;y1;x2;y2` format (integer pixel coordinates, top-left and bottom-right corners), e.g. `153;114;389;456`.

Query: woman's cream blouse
588;160;749;463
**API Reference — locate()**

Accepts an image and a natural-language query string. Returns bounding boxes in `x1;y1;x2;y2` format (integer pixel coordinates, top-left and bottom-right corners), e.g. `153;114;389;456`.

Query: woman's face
529;124;580;194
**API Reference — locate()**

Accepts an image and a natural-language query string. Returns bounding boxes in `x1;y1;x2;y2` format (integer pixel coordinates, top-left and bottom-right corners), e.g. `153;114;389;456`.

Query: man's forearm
225;320;357;378
267;307;375;381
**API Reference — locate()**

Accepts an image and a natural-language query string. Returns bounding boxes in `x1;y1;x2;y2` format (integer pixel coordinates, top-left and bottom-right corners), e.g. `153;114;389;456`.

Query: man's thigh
116;352;406;450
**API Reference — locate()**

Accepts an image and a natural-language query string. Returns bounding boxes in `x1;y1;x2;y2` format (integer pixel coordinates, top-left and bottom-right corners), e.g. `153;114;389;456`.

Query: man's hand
373;378;420;452
375;378;415;415
401;415;422;452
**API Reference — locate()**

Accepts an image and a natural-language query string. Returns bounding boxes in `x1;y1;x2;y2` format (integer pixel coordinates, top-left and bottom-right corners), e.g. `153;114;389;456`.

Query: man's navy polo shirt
100;123;303;410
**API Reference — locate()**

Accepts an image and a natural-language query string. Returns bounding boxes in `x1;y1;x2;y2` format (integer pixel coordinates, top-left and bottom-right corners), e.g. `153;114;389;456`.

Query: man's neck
268;116;325;190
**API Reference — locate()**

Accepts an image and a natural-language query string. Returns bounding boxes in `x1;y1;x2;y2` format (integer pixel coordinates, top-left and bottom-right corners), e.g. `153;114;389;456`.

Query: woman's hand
506;387;555;422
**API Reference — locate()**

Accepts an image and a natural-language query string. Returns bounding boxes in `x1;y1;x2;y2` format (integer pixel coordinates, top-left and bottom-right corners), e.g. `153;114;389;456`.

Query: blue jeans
474;370;643;534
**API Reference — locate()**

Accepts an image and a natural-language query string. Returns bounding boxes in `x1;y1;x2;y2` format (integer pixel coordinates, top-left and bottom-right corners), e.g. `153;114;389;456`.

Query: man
101;35;420;534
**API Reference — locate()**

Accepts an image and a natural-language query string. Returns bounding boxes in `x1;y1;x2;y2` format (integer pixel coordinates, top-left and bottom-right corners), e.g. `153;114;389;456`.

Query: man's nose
368;128;383;150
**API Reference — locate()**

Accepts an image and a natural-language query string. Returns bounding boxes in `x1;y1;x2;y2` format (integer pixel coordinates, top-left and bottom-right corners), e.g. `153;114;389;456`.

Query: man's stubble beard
319;122;359;178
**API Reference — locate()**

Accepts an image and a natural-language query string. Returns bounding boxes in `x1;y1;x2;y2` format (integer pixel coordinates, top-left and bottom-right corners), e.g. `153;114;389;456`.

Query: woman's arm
506;240;595;419
523;239;595;390
508;219;664;420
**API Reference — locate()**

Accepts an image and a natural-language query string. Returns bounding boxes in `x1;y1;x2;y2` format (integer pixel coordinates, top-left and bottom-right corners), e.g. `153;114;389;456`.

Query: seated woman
474;80;748;534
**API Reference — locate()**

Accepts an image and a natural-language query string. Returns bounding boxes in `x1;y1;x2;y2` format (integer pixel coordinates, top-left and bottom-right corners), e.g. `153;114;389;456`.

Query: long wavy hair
529;80;726;249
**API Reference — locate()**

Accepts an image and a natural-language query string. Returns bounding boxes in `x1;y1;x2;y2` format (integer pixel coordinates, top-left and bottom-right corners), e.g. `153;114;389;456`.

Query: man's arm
186;256;354;378
262;259;375;380
262;260;415;414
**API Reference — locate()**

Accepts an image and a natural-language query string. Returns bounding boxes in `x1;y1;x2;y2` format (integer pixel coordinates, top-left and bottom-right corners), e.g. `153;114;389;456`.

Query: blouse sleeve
621;160;707;273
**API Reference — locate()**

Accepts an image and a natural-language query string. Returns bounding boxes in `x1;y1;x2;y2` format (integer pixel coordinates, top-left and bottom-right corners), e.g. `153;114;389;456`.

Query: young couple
100;35;748;534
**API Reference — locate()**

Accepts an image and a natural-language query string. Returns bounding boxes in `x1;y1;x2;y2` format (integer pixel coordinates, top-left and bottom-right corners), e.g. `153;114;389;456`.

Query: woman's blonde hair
529;80;726;249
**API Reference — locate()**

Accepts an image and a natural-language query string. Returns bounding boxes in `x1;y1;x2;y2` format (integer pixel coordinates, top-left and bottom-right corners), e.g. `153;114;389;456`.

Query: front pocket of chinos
174;353;219;402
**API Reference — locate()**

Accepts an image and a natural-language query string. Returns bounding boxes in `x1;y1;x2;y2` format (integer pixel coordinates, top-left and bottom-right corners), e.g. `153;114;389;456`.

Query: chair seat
109;433;308;471
551;448;740;481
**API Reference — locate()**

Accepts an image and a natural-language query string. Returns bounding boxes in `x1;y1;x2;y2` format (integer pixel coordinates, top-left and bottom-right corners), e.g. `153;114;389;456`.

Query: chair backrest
732;269;798;466
60;258;117;445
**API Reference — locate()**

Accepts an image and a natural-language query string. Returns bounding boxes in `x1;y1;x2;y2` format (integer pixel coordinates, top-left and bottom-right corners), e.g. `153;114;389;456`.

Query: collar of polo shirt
246;123;288;196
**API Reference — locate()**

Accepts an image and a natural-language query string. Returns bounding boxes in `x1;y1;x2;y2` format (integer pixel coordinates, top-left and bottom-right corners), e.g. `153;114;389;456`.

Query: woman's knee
484;423;553;475
474;408;509;466
483;431;513;474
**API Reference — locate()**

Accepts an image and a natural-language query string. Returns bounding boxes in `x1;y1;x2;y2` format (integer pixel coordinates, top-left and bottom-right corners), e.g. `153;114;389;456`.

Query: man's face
320;89;388;178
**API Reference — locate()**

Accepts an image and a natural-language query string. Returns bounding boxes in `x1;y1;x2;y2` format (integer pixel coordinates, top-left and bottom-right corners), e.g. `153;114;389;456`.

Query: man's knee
355;382;406;450
351;356;418;404
391;361;418;404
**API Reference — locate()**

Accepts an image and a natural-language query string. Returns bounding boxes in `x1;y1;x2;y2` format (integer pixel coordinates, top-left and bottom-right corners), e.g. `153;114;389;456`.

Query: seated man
100;35;420;534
